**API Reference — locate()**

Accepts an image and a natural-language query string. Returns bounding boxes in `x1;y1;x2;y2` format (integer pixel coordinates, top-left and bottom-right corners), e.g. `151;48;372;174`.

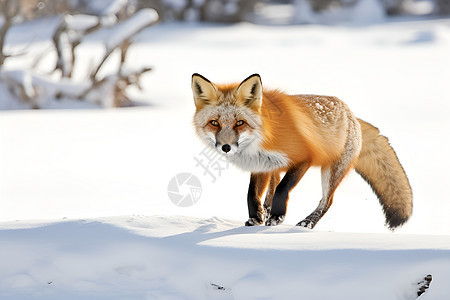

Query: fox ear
191;73;217;108
237;74;262;109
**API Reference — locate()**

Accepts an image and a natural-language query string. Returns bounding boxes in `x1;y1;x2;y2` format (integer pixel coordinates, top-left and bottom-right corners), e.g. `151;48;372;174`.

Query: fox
191;73;412;230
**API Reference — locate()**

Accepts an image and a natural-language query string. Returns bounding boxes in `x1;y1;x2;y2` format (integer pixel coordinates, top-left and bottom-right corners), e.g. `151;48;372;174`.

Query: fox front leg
262;172;281;220
266;162;310;226
245;172;271;226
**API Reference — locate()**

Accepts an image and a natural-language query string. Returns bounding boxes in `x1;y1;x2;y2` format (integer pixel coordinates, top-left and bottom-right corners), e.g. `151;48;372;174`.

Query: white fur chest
227;149;289;172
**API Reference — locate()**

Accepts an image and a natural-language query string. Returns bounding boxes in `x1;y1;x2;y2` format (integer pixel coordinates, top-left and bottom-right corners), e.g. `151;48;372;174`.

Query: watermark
194;146;230;183
167;173;202;207
167;147;230;207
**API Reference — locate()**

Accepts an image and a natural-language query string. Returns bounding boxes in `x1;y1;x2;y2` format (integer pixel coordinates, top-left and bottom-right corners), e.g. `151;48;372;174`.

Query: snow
351;0;386;24
105;8;158;51
1;15;450;299
1;216;449;299
102;0;128;16
64;14;99;32
0;69;92;109
292;0;317;24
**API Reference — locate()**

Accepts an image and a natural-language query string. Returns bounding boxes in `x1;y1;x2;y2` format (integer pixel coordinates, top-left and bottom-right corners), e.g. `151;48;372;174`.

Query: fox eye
236;120;245;127
210;120;219;126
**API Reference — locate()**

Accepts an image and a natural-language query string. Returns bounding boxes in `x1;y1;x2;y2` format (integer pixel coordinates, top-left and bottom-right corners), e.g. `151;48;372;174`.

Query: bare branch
90;9;158;81
120;38;131;65
120;66;152;90
0;70;39;108
0;0;20;66
51;18;68;76
76;77;108;100
50;14;103;78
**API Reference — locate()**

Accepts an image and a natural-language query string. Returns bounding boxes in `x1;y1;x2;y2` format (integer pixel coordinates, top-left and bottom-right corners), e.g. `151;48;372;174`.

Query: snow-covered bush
0;0;158;109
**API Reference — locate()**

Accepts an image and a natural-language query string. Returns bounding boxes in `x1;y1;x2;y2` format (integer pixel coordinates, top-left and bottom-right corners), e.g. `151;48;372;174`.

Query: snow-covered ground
1;216;449;299
1;16;450;299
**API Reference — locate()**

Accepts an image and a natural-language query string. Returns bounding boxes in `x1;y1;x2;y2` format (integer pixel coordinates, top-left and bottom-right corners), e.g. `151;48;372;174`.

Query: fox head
191;73;264;156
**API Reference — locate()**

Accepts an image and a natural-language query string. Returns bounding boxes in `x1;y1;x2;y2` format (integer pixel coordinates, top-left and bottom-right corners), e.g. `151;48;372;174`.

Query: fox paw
265;215;285;226
245;217;263;226
262;206;271;222
296;219;315;229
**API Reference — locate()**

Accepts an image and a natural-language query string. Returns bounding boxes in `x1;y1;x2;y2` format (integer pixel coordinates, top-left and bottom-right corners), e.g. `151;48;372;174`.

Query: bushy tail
355;119;412;230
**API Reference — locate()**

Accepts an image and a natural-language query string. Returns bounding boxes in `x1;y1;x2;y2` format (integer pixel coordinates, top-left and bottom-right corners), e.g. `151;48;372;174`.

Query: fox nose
222;144;231;153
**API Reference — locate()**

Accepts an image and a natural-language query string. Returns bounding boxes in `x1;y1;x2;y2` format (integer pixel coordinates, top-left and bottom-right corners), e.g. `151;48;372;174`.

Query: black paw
296;219;315;229
265;215;285;226
245;217;263;226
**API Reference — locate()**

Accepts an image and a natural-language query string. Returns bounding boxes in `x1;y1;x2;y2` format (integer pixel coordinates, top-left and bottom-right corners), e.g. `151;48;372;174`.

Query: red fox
191;73;412;230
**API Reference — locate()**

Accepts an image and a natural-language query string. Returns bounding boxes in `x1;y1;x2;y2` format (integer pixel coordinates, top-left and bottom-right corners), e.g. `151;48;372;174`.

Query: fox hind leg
297;166;342;229
298;135;361;229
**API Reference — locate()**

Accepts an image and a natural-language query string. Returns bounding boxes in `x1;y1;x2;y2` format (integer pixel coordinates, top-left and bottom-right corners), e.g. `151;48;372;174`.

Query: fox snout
215;129;238;154
216;142;236;154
